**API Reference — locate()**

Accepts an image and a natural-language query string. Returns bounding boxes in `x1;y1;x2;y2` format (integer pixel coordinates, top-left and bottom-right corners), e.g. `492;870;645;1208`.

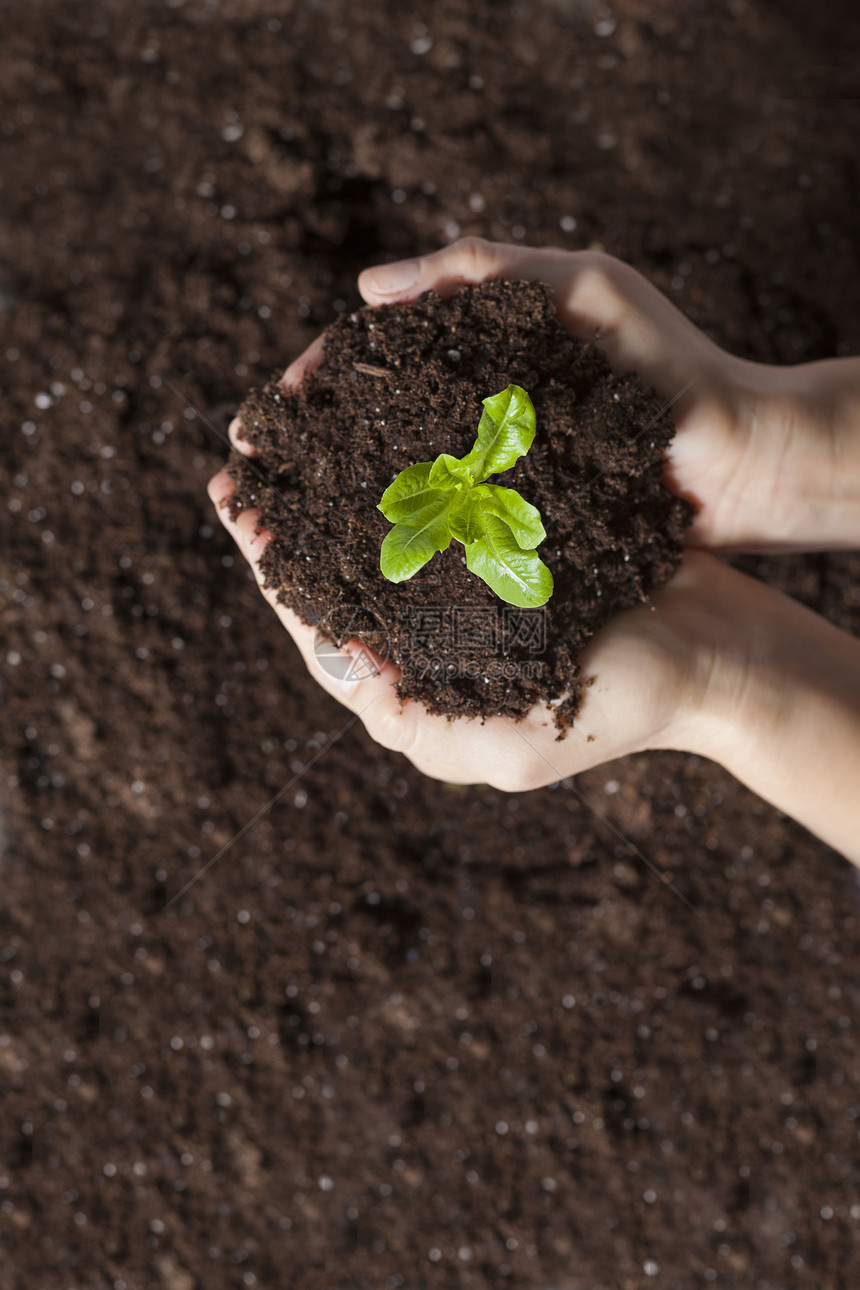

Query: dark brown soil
229;280;692;724
2;2;860;1289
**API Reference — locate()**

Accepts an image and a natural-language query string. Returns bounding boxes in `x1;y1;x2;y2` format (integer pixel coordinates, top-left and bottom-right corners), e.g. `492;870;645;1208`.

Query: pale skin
208;238;860;863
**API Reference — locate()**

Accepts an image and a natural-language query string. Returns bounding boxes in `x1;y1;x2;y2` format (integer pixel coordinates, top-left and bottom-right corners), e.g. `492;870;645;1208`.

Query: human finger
228;415;256;456
228;332;327;460
281;334;326;391
208;467;415;717
358;236;724;401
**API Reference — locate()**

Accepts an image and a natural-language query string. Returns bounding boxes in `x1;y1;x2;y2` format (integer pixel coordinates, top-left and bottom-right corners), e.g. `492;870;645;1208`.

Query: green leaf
459;384;536;483
429;453;473;489
375;381;553;606
478;484;546;549
449;490;488;545
464;514;554;608
379;493;456;583
378;462;443;523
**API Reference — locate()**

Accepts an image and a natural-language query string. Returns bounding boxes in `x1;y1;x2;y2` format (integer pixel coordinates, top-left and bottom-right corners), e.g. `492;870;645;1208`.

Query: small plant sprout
377;384;554;608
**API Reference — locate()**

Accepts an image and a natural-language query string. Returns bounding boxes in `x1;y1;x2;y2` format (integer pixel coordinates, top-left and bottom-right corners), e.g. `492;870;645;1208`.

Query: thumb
357;238;723;399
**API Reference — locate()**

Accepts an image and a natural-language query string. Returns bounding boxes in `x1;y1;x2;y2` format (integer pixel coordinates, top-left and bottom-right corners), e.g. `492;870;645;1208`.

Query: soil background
2;2;859;1289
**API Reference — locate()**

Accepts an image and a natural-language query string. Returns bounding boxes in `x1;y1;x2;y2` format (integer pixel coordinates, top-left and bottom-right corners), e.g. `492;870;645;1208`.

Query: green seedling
377;384;553;608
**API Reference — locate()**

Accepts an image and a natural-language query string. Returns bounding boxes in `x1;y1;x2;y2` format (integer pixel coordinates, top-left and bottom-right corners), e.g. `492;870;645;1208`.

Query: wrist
683;586;784;770
632;553;767;761
647;554;801;765
723;354;860;552
683;561;860;861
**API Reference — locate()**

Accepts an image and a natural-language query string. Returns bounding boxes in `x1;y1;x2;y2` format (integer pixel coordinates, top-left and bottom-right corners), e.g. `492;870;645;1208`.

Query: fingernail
361;259;420;295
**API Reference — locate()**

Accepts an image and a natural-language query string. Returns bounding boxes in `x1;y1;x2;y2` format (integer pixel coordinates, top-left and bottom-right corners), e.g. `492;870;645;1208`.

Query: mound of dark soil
228;280;693;724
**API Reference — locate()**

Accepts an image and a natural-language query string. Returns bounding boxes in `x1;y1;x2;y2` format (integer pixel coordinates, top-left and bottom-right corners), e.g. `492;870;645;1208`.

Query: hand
209;453;860;859
208;446;746;788
352;238;860;554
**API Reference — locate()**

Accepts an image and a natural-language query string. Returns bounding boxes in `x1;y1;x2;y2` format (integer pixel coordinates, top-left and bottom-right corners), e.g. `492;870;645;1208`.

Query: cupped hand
208;450;744;787
354;237;748;550
352;238;858;554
